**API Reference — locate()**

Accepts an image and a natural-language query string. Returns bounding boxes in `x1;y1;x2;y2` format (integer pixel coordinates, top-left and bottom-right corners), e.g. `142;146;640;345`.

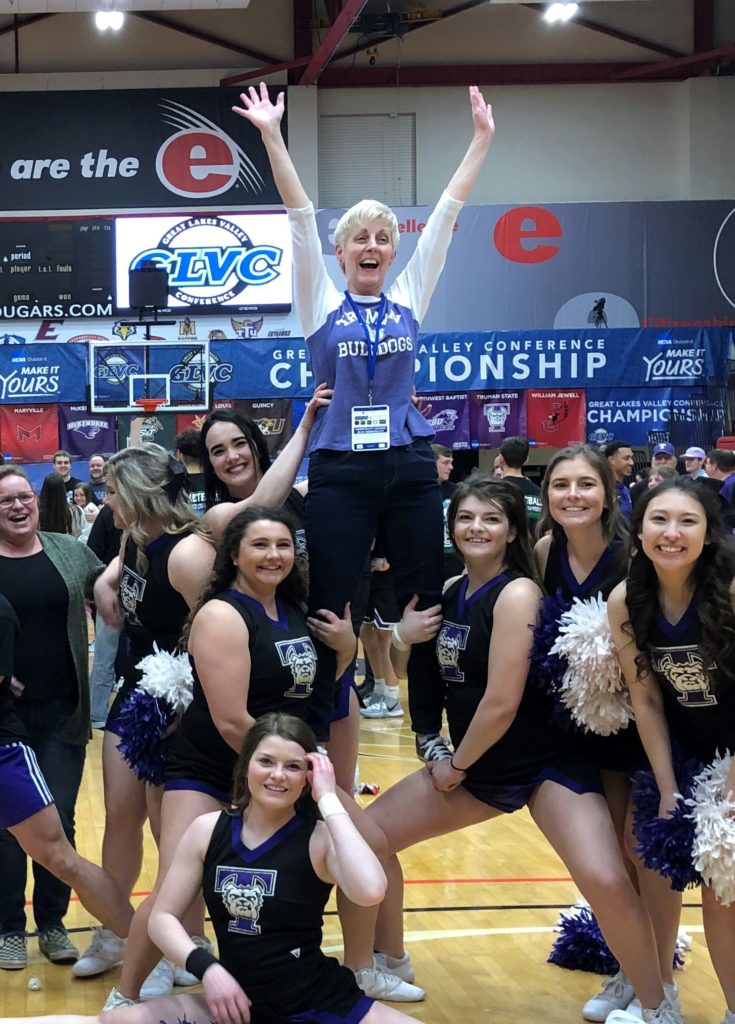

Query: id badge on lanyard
345;292;390;451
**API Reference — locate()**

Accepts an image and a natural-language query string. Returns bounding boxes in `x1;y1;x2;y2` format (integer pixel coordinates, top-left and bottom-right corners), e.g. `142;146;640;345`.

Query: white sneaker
373;951;414;982
626;983;680;1019
102;987;138;1012
72;928;125;978
360;698;387;718
382;698;404;718
173;935;214;987
354;965;426;1002
139;958;174;1000
583;971;635;1021
606;999;684;1024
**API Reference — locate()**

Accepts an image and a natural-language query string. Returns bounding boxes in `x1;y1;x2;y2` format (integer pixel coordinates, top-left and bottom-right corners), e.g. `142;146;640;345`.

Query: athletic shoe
360;698;387;718
140;958;175;1000
360;698;405;719
354;965;426;1002
606;999;684;1024
173;935;213;987
722;1011;735;1024
102;987;138;1012
626;983;680;1018
373;951;415;983
72;927;125;978
38;927;79;964
415;733;453;763
0;933;27;970
582;971;634;1021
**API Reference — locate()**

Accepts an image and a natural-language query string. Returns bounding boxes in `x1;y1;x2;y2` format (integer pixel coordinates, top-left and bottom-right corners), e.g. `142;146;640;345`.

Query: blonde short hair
334;200;400;263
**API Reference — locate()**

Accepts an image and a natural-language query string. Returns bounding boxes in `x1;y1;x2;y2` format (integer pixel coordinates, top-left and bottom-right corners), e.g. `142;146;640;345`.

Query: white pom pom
686;751;735;907
549;595;633;736
28;977;42;991
135;643;194;715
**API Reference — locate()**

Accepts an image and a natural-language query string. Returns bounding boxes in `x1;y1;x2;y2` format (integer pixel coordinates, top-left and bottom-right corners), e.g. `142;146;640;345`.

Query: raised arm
444;85;495;202
232;84;310;209
307;753;386;906
203;383;332;540
608;581;678;815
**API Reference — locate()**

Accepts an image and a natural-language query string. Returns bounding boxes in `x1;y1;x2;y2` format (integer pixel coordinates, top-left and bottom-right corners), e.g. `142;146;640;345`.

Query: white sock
372;679;386;698
385;684;400;701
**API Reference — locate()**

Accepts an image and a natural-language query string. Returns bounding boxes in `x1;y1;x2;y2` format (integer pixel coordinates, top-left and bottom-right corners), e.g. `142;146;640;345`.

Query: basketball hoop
134;397;167;416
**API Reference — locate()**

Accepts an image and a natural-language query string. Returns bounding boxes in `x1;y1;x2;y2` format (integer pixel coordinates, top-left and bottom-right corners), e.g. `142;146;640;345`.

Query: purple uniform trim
330;675;357;724
462;760;604;814
289;992;374;1024
164;778;231;803
0;741;54;829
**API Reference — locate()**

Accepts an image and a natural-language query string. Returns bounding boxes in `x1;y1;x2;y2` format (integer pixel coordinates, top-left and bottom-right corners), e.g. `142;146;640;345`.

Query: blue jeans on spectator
306;439;445;740
0;700;86;935
89;617;122;726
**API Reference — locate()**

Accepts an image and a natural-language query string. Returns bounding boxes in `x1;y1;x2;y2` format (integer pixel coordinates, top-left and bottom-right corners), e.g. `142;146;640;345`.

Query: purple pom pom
530;590;575;730
115;689;174;785
631;760;701;891
548;905;619;975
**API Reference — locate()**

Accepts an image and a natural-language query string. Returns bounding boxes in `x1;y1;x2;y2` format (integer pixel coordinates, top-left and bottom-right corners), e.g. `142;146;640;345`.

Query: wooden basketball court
0;710;719;1022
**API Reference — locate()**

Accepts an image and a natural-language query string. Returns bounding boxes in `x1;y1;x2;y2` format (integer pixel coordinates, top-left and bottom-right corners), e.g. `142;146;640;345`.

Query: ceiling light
544;3;579;22
94;9;124;30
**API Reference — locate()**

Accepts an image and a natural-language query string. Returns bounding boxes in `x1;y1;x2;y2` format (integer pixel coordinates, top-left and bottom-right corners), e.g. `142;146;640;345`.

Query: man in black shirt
497;436;542;526
50;450;82;502
175;428;206;517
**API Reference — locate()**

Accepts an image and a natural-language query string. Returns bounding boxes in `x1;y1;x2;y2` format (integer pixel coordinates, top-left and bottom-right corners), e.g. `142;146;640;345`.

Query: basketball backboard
89;340;211;414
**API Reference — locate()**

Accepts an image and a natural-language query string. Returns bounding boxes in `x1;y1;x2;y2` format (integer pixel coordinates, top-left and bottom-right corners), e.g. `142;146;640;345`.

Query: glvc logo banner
0;87;284;212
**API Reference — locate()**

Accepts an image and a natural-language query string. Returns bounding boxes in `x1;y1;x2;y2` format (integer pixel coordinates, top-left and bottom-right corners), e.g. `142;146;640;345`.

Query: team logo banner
468;390;527;447
0;87;284;212
58;404;117;458
586;387;729;447
0;405;59;462
526;390;586;448
418;393;470;449
234;399;294;457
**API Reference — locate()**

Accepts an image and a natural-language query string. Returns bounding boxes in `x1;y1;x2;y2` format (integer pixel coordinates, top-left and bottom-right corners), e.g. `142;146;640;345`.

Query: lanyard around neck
344;292;387;402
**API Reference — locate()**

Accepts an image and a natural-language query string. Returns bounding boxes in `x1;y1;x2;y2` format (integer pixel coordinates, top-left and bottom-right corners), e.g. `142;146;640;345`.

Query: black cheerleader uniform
543;535;644;773
202;810;372;1024
647;600;735;763
166;591;317;800
440;572;601;813
107;534;190;734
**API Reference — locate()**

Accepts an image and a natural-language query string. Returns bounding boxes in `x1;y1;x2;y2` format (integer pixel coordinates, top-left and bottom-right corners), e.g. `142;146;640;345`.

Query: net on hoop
134;397;168;416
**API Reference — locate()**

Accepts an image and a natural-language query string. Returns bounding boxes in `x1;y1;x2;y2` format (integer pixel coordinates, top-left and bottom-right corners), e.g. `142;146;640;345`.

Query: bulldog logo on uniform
119;566;146;626
215;867;277;936
276;637;317;698
649;646;717;708
436;621;470;683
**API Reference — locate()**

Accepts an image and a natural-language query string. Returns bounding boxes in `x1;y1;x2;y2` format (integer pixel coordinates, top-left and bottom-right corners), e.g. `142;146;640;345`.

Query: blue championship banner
0;328;730;405
586;386;729;447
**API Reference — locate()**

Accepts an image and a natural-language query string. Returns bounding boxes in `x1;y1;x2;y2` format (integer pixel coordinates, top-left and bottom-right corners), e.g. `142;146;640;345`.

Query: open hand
300;382;333;433
232;82;285;133
307;603;355;658
305;751;338;804
202;963;251;1024
396;595;443;646
469;85;495;140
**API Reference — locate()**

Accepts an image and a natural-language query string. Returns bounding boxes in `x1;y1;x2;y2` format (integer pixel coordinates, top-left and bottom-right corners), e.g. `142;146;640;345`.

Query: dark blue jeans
0;701;86;935
306;439;445;739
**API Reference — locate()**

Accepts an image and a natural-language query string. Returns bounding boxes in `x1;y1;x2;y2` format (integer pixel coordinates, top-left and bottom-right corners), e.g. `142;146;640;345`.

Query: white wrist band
318;793;347;819
392;624;410;652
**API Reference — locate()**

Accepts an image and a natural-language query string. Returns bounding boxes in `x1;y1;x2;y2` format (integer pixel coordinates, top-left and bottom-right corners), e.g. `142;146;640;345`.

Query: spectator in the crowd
497;436;542;525
87;455;108;504
72;483;100;543
650;441;678;471
51;450;82;500
704;448;735;529
682;445;707;479
174;428;206;517
39;474;83;537
432;444;463;581
0;465;106;968
647;465;678;488
603;440;634;521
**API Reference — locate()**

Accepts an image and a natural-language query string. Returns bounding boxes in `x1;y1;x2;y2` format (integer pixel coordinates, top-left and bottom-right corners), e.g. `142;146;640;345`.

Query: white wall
312;78;735;205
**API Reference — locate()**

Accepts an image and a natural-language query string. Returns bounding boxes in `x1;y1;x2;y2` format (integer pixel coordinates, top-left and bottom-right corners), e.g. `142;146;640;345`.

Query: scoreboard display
0;218;115;318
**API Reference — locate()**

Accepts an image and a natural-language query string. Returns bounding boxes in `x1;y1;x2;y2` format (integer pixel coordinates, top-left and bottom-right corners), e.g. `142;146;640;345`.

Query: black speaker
129;264;169;309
